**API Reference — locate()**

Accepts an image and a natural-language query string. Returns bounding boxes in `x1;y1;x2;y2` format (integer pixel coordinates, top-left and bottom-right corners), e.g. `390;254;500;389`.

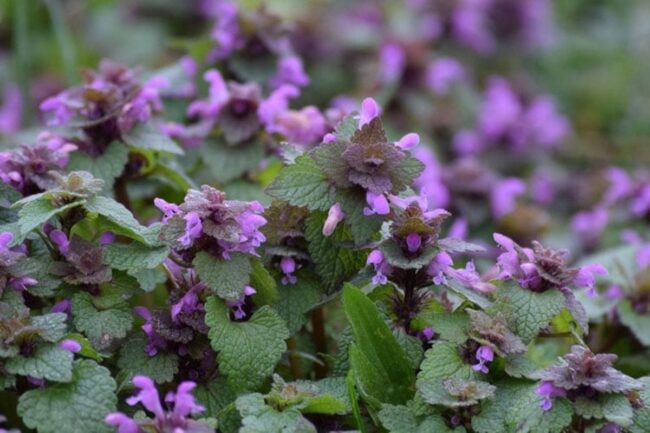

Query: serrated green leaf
418;378;495;407
205;297;289;392
67;142;128;190
17;199;84;237
343;284;415;405
472;380;572;433
380;241;439;270
31;313;68;342
249;258;278;306
71;292;133;351
418;342;476;383
236;393;316;433
17;359;117;433
419;311;470;344
275;270;322;334
131;268;167;292
496;285;565;342
602;393;634;426
296;377;351;415
378;404;452;433
117;334;178;384
266;154;336;212
193;252;252;301
305;212;367;293
201;140;265;183
122;121;184;154
6;344;74;382
195;378;240;433
618;300;650;346
103;242;169;272
84;196;153;244
631;376;650;432
16;256;61;297
336;188;382;245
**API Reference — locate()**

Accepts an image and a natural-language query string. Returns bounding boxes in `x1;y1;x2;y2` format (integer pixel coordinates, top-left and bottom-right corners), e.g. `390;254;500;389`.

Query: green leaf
201;140;265;183
266;154;336;212
103;242;169;271
496;285;565;342
602;393;634;426
84;196;153;245
417;342;476;383
71;292;133;351
117;334;178;384
378;404;452;433
193;252;252;301
336;188;382;245
392;154;425;193
305;212;367;293
122;121;184;155
343;284;415;405
472;380;572;433
195;378;240;432
417;378;496;407
380;241;440;270
631;377;650;433
333;114;358;141
617;300;650;346
275;270;322;334
17;199;84;237
236;393;316;433
67;141;128;190
16;256;61;297
205;297;289;392
249;258;278;306
61;333;103;361
17;360;117;433
6;344;74;382
419;311;470;344
31;313;68;342
130;268;167;292
296;377;351;415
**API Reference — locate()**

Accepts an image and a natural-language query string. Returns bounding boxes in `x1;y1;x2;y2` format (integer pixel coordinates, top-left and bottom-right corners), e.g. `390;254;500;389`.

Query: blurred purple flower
425;58;466;95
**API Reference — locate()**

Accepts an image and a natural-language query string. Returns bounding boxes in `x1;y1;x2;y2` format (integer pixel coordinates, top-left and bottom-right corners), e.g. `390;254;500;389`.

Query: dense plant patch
0;1;649;432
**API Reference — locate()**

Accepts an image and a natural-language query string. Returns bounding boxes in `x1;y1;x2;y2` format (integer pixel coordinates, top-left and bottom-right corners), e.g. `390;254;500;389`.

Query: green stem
44;0;77;85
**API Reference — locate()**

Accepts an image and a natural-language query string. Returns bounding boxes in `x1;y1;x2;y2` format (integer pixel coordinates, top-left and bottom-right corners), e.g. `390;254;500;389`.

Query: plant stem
114;175;133;212
311;307;328;378
286;338;300;379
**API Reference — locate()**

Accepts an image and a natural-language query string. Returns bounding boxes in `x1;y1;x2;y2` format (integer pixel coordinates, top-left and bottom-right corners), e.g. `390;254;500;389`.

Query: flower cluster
156;185;266;259
105;376;213;433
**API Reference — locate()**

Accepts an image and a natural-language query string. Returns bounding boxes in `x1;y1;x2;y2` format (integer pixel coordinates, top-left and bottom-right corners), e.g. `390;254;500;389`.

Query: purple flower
531;170;556;205
605;285;623;301
272;106;328;146
446;261;497;293
406;233;422;253
363;192;390;216
179;212;203;248
107;376;208;433
367;250;391;285
571;207;608;248
420;327;435;342
413;146;450;209
280;256;297;285
522;96;570;149
0;84;22;134
171;284;203;322
258;85;300;132
39;94;74;127
472;345;494;374
631;184;650;217
58;339;81;353
50;299;72;315
187;69;229;120
270;56;310;89
323;133;336;143
574;263;608;298
49;230;70;255
603;167;633;205
154;198;182;223
119;76;168;132
226;285;256;319
358;97;380;128
425;58;465;95
535;381;566;411
323;203;345;236
395;133;419;150
208;0;241;60
378;42;405;83
0;232;13;252
479;77;521;140
452;0;494;53
427;251;453;285
453;130;484;156
491;177;526;219
134;307;167;356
